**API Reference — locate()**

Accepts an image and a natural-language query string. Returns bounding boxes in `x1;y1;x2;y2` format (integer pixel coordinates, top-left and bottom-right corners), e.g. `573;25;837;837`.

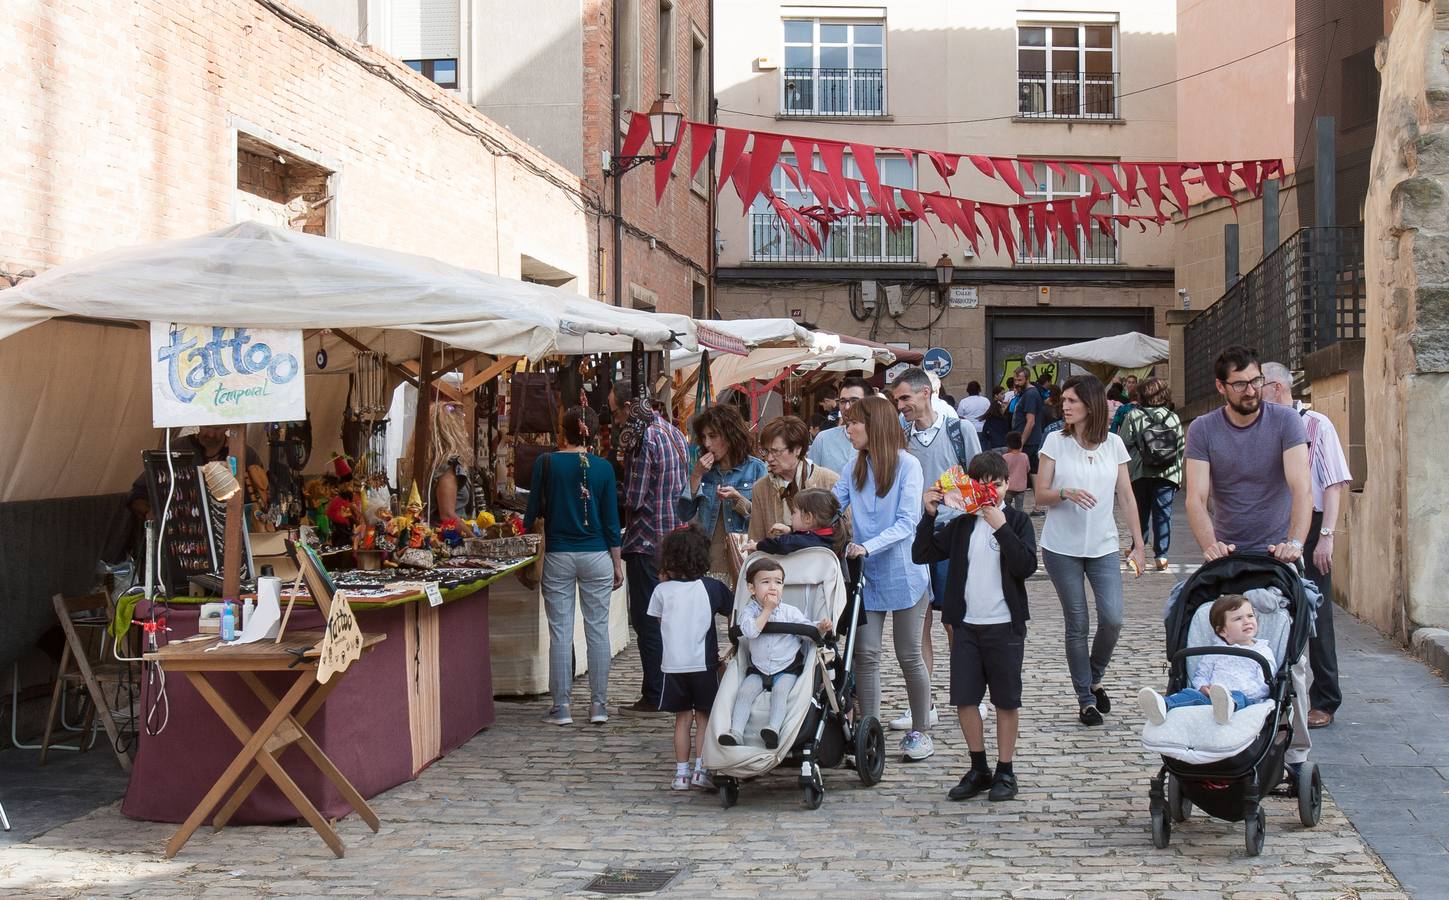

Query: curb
1410;627;1449;678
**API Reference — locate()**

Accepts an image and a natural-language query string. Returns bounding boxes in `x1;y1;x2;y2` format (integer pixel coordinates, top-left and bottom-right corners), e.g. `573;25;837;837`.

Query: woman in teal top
524;407;623;727
677;403;766;588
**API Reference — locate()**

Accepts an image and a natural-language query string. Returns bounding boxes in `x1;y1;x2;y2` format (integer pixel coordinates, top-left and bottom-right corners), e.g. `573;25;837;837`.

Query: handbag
509;371;559;435
516;452;551;591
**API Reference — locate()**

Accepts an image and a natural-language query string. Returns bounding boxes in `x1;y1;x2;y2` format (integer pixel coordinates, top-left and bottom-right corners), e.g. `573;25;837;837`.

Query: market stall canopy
0;222;696;358
1023;331;1169;382
671;318;887;390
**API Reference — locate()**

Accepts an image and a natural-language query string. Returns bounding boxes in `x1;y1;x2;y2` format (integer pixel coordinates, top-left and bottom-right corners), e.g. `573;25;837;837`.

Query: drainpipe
707;0;716;318
611;0;624;308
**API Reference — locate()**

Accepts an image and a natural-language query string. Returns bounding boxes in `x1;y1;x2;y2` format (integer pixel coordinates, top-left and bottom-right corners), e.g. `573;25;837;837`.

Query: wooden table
144;631;386;858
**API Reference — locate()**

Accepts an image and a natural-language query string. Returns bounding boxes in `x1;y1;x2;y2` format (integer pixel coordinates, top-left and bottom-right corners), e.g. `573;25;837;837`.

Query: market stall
0;221;697;824
1023;331;1169;383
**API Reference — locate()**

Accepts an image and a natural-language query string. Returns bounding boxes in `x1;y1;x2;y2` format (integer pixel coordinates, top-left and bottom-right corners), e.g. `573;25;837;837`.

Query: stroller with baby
1142;554;1323;856
703;548;886;809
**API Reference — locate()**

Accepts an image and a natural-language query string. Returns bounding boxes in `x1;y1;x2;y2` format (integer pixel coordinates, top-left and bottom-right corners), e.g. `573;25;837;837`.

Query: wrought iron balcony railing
1018;224;1120;265
749;212;915;263
782;67;887;117
1184;226;1366;406
1017;70;1119;119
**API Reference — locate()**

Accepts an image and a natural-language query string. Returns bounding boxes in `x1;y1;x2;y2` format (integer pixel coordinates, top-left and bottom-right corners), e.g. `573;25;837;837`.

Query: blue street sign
923;347;953;379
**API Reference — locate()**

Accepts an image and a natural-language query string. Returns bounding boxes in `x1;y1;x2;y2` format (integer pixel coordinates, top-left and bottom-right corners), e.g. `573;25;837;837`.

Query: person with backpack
1116;376;1184;572
889;366;981;734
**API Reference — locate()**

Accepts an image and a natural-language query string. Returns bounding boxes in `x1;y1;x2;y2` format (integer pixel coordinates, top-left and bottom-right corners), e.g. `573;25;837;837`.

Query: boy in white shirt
719;558;833;750
1139;594;1275;726
648;526;733;790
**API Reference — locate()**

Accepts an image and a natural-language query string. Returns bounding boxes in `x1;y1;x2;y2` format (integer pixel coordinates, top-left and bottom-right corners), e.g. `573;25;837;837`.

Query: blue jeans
1132;477;1176;559
625;552;664;705
1165;688;1250;712
928;557;950;611
1042;549;1124;709
541;551;615;710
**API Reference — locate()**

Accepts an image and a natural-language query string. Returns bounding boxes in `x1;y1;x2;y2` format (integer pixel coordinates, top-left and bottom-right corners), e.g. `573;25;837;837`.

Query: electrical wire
720;18;1340;129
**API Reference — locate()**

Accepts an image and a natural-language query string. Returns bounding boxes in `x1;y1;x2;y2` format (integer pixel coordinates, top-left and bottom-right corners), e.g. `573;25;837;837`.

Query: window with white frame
1019;161;1119;264
749;153;915;262
1017;23;1117;119
781;19;886;117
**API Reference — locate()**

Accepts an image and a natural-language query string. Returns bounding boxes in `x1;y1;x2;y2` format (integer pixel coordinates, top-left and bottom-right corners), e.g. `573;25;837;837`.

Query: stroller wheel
1150;804;1171;849
854;716;886;787
1297;763;1322;827
719;781;739;810
1244;805;1266;856
801;762;824;810
1167;774;1192;823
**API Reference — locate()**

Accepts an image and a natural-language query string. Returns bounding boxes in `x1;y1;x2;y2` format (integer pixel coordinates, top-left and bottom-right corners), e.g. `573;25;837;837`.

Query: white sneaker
670;773;691;791
1137;688;1167;726
691;769;715;790
589;701;609;724
1209;684;1234;725
889;707;939;731
543;705;572;725
900;730;935;761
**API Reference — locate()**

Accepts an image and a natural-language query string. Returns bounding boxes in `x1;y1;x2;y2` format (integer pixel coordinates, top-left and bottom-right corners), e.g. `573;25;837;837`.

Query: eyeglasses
762;446;794;458
1223;376;1266;393
837;397;861;407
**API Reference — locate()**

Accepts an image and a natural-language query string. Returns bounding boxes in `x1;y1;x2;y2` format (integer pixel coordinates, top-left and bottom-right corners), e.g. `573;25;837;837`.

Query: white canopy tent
1023;331;1169;383
0;222;698;504
670;318;892;393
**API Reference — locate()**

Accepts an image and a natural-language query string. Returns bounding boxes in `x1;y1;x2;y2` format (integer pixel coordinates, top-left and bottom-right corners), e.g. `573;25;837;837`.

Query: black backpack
1137;408;1179;469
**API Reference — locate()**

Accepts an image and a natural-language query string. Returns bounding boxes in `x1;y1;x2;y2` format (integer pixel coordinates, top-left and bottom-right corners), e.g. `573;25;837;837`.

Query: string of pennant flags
621;112;1284;262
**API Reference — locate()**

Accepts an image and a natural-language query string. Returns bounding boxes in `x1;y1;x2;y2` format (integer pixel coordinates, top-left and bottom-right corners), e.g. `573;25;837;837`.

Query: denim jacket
678;456;767;535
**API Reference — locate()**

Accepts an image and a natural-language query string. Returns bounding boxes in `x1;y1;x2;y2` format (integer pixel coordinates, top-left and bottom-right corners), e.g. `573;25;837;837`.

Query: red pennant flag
1073;186;1102;231
900;188;932;235
1198;162;1236;206
1161;164;1191;213
956;198;982;250
1093;214;1115;241
991;158;1029;198
1018;159;1037;192
620;112;650;159
1031;201;1050;252
654;131;683;202
1121;162;1141;206
969;155;996;179
850;143;884;207
845;178;867;213
1137;163;1165;216
779;160;805;193
1092;163;1129;204
1046;160;1068;182
687;122;716;184
926;151;962;184
716;127;749;197
727;151;753;203
818;141;851;209
1012;205;1033;256
923;192;961;236
803;167;834;206
1052;200;1081;256
1233;161;1262;197
789;136;816;168
977;203;1005;256
741;133;784;209
879;187;903;232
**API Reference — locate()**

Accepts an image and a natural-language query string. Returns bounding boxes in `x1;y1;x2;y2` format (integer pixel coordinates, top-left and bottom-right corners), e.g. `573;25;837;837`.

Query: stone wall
1352;0;1449;640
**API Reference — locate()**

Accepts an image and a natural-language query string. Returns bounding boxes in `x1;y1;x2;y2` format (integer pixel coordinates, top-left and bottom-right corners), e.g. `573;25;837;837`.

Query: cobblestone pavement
0;518;1415;898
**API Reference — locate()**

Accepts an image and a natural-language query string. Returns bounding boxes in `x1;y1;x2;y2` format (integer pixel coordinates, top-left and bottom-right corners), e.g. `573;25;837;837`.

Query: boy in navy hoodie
913;451;1037;802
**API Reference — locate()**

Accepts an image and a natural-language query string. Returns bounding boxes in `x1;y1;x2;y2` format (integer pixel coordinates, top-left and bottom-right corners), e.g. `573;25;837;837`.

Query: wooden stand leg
164;673;316;859
38;645;71;765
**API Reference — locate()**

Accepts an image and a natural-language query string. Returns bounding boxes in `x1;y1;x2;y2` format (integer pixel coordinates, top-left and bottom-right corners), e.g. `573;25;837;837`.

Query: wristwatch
1318;527;1334;537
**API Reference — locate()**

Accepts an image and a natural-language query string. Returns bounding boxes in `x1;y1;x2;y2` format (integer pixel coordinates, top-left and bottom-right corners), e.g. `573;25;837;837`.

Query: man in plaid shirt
610;382;690;714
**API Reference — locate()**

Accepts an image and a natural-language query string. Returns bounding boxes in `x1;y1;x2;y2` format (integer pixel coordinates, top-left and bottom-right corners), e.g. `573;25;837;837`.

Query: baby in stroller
719;558;833;750
1139;594;1274;726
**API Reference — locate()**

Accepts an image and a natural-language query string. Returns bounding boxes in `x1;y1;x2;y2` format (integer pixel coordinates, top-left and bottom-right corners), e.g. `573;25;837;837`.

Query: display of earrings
143;453;218;587
352;350;390;485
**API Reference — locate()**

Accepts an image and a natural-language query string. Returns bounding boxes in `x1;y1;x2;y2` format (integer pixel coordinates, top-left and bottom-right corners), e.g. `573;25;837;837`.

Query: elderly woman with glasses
740;415;847;544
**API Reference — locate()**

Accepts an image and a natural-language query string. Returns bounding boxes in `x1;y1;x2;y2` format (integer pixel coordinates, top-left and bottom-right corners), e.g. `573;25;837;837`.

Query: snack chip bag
936;466;1000;514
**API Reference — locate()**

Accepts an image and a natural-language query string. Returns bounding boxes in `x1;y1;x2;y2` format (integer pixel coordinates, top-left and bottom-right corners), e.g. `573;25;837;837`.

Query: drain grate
583;868;682;895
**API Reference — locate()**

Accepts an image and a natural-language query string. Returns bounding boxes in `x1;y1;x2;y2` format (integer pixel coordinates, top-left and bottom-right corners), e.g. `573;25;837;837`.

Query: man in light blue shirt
807;377;868;475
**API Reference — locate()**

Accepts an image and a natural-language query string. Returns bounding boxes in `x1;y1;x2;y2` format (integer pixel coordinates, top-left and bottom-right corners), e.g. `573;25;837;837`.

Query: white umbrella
1024;331;1168;382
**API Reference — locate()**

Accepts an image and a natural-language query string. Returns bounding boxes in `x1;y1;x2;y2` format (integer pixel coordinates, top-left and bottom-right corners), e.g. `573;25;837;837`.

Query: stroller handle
727;621;834;646
1171;645;1276;685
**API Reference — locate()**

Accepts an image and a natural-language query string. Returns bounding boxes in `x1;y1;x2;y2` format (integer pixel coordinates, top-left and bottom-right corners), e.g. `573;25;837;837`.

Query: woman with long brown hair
829;395;935;761
1035;374;1146;726
678;404;766;586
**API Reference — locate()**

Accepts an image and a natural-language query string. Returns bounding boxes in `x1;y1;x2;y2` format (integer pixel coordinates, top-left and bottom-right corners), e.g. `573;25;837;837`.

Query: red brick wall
1;0;591;288
582;0;712;316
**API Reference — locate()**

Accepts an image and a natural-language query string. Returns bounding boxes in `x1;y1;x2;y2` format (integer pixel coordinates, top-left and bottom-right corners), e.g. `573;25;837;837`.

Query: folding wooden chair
39;592;133;772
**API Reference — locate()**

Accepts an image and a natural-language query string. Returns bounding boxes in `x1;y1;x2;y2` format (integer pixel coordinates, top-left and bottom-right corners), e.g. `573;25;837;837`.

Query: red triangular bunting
654;130;683;202
620;112;650;159
716;127;749;197
687;122;716;184
927;151;962;184
740;133;784;209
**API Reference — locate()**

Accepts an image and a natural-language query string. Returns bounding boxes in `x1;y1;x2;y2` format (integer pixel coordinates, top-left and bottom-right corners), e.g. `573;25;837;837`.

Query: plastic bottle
221;601;236;642
241;598;255;630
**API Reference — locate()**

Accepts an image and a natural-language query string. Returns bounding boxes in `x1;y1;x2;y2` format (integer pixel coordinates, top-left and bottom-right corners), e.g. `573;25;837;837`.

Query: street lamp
609;93;685;176
934;253;955;305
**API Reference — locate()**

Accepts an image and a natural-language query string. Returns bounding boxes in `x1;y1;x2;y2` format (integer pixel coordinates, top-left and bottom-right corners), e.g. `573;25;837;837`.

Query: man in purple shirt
610;381;690;714
1185;345;1313;771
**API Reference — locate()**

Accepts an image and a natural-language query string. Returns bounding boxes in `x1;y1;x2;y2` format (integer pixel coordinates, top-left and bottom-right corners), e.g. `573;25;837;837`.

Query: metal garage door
987;308;1154;389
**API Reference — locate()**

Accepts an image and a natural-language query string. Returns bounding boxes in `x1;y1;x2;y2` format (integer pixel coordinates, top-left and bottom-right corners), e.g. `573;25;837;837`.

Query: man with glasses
808;377;870;475
1185;345;1314;774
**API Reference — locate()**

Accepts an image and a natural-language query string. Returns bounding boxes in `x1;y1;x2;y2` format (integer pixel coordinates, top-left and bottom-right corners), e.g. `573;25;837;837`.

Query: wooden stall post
222;427;246;599
412;338;436;496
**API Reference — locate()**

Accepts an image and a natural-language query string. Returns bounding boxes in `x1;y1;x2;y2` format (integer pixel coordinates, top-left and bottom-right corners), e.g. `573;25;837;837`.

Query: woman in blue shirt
678;404;766;588
524;407;623;728
831;395;935;761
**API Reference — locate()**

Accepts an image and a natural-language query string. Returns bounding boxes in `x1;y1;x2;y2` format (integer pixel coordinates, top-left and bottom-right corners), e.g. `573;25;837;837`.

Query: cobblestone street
0;521;1416;898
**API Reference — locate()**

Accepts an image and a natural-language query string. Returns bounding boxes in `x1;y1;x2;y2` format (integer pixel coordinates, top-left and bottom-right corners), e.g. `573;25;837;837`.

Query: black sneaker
1079;705;1103;726
1092;687;1112;714
948;769;993;801
761;727;779;749
988;770;1018;802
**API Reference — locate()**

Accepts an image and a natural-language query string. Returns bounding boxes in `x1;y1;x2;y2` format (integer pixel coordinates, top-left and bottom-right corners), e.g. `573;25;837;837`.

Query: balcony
1019;224;1120;265
1017;70;1119;120
781;67;887;117
749;212;914;263
1183;226;1366;407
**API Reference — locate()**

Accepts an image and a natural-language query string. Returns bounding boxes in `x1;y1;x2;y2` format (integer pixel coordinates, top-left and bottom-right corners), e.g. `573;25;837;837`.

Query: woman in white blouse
1036;374;1146;726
